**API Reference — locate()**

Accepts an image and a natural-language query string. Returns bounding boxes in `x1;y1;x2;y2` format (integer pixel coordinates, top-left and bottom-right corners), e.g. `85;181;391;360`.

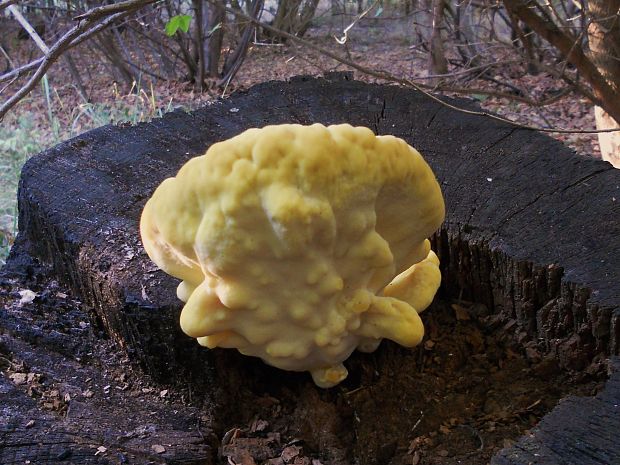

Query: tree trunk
588;0;620;164
428;0;448;79
94;32;136;88
506;7;540;74
164;0;197;79
193;0;206;87
331;0;341;16
453;0;479;65
205;0;225;77
297;0;320;37
62;51;89;103
272;0;302;34
595;106;620;167
220;0;264;85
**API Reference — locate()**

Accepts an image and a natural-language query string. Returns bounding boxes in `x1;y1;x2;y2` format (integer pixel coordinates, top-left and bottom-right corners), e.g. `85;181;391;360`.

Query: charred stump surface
2;74;620;464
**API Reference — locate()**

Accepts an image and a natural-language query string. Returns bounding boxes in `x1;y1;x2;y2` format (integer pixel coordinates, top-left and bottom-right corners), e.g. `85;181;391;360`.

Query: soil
1;262;606;465
212;300;607;465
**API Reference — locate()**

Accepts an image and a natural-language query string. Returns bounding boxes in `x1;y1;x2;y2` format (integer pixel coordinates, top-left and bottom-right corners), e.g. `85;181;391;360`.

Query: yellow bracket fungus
140;123;445;387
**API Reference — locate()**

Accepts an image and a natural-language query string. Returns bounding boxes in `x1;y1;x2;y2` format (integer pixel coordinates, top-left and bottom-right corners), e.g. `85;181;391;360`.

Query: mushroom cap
140;123;445;387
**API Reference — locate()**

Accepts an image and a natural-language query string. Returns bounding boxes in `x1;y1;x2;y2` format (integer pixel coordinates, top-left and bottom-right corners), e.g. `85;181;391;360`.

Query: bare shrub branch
0;0;157;121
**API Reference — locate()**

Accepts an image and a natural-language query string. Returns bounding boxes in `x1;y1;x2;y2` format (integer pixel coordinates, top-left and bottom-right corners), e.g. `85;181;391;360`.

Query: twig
343;386;367;396
411;411;424;432
479;73;525;96
414;59;521;81
0;44;14;69
334;0;379;45
0;73;18;96
0;57;44;84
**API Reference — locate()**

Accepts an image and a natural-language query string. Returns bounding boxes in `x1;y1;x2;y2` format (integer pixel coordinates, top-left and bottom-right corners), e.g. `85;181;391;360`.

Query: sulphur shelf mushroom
140;123;445;387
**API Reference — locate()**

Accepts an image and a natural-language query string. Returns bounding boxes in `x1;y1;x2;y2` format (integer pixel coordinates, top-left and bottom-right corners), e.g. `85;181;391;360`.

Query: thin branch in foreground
0;0;158;121
0;56;44;85
1;12;133;121
0;74;18;97
222;4;619;134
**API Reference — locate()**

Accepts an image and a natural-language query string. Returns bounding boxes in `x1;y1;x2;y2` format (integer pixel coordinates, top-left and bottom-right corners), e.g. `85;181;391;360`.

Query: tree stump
2;74;619;465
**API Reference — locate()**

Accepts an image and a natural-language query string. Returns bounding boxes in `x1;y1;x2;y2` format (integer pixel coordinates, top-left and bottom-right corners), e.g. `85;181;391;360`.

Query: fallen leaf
18;289;37;305
250;419;268;432
9;373;27;385
451;304;470;321
152;444;166;454
281;445;301;462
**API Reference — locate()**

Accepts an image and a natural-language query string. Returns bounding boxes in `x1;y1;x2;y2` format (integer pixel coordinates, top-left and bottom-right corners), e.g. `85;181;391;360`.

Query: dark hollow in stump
4;74;620;464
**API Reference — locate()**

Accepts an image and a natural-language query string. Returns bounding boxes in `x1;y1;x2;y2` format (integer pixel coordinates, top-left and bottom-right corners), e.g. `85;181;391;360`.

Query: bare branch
334;0;379;45
73;0;158;21
0;44;14;70
0;73;18;97
224;5;619;134
0;0;164;120
7;4;50;54
1;12;136;120
0;57;43;84
503;0;620;122
218;0;263;86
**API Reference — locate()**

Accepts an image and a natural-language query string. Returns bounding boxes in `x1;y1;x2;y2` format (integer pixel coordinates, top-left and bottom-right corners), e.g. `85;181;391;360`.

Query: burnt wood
0;267;215;465
5;74;620;464
493;358;620;465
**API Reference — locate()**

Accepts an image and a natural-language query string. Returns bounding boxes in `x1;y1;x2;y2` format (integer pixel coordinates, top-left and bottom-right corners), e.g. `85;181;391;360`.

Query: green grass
0;81;177;266
0;115;43;265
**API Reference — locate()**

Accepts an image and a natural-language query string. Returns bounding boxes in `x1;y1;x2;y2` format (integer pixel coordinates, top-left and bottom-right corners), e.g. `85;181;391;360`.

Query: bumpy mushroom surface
140;123;445;387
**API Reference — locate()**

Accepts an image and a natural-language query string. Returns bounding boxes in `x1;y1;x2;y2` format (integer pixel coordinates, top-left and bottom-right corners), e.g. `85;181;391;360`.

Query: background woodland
1;0;619;262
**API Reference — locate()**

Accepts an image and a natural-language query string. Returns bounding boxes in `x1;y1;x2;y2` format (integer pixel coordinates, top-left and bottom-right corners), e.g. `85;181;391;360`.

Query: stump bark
3;74;620;464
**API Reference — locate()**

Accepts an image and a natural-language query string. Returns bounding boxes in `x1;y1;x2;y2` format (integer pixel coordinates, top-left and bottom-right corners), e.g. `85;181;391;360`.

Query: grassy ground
0;81;181;265
0;116;42;263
